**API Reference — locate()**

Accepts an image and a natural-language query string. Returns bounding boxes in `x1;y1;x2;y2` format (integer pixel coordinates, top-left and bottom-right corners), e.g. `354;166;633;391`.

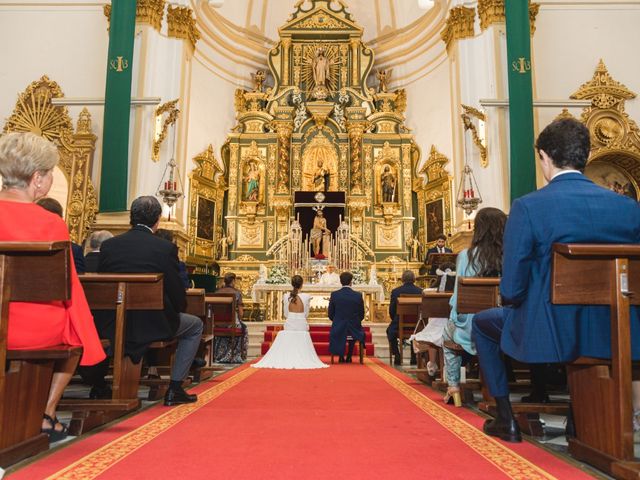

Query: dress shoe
338;356;345;363
89;385;112;400
393;356;402;366
345;356;353;363
483;417;522;443
164;387;197;406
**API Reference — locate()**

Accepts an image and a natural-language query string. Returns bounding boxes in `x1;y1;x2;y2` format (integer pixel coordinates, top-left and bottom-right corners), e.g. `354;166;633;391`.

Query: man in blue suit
473;118;640;442
387;270;423;365
328;271;366;363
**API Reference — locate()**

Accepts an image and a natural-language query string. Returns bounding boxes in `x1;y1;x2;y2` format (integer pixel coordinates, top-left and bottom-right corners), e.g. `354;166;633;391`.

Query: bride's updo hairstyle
289;275;304;304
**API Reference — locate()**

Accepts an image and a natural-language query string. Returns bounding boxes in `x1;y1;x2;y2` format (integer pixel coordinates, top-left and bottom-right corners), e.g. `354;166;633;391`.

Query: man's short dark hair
223;272;236;286
340;271;353;286
436;234;447;241
37;197;63;218
401;270;415;284
535;118;591;171
130;196;162;227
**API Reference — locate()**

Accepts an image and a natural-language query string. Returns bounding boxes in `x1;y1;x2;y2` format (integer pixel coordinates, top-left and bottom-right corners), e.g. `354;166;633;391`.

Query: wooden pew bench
393;295;423;366
0;241;83;467
58;273;169;435
552;243;640;479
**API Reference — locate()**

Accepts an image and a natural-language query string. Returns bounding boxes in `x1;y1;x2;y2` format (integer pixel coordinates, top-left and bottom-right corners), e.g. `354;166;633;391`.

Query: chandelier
456;164;482;216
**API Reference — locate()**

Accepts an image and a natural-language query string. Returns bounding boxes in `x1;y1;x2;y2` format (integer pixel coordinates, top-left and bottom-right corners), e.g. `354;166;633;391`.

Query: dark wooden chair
0;241;83;468
186;288;221;381
58;273;166;434
410;292;452;385
551;243;640;479
206;294;243;362
456;277;569;435
393;294;423;365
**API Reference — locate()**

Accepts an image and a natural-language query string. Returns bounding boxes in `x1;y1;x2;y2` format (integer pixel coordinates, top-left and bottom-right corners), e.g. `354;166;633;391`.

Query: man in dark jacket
328;272;365;363
387;270;422;365
95;196;203;406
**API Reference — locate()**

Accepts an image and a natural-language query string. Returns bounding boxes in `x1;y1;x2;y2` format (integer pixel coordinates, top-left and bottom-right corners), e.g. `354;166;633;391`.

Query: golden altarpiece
187;0;454;298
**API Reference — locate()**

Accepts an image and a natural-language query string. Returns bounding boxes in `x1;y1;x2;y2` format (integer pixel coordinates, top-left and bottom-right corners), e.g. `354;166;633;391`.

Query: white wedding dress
253;293;328;369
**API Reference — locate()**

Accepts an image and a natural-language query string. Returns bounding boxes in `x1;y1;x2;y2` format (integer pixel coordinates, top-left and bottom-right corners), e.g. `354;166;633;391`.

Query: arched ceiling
192;0;449;88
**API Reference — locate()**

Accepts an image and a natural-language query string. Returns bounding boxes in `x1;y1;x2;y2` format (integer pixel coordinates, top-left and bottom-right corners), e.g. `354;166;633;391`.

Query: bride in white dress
253;275;328;369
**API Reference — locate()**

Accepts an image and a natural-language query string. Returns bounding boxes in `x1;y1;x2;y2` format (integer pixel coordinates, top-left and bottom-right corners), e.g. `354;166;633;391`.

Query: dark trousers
386;322;416;362
472;307;510;397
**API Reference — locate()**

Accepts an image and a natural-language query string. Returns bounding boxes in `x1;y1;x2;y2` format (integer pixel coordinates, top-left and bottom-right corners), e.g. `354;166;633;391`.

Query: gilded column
282;38;291;86
293;44;302;86
350;38;359;86
275;122;293;193
347;121;366;195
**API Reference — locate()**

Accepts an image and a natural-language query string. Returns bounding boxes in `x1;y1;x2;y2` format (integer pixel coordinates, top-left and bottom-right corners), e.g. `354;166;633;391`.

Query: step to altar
246;322;392;360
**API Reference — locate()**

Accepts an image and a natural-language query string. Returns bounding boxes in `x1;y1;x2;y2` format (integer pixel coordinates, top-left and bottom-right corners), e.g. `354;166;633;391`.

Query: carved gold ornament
152;99;180;162
103;0;165;31
302;44;340;99
477;1;540;34
167;6;201;50
461;104;488;168
441;6;475;50
4;76;98;244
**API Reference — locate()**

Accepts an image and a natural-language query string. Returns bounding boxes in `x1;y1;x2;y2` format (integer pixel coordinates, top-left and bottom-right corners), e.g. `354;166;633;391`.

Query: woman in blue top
443;207;506;406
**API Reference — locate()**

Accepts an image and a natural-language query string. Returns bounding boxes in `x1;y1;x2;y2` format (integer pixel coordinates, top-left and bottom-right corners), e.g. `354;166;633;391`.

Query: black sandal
42;413;69;442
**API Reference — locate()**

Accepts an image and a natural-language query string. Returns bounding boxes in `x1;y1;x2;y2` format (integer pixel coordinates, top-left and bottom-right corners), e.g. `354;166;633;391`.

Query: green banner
99;0;137;212
505;0;536;202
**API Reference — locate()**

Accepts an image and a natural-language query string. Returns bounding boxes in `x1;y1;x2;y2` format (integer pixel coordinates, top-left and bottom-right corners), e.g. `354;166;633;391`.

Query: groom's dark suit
328;286;365;358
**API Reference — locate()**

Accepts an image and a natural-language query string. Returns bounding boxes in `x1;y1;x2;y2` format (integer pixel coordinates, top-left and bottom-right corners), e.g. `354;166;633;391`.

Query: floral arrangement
352;266;366;285
266;264;289;284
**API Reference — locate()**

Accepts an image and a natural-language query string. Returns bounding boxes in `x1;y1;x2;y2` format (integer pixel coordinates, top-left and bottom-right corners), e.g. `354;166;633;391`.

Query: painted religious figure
425;199;444;243
310;209;331;258
244;162;260;201
381;165;397;202
313;160;330;192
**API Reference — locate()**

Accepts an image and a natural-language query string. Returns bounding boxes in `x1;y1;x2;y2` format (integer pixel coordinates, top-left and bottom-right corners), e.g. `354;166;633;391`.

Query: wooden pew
552;243;640;479
0;241;83;467
457;277;569;435
205;294;238;364
186;288;221;382
394;295;423;365
58;273;166;434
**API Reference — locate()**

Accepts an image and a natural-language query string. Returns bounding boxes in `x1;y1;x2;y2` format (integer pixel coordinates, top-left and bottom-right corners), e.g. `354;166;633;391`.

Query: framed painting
196;196;216;241
425;198;444;243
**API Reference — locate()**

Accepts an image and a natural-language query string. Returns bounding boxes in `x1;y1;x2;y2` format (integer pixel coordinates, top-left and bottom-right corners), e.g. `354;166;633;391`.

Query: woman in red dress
0;132;105;440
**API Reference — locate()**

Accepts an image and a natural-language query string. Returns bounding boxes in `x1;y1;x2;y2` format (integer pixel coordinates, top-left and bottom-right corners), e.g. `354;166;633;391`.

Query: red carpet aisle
10;360;593;480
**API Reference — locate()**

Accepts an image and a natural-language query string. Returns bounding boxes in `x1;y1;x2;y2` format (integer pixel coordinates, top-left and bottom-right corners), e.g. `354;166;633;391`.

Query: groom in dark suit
328;272;365;363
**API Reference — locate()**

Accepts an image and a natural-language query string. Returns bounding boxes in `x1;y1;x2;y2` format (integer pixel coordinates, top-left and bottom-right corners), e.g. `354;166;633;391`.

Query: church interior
1;0;640;478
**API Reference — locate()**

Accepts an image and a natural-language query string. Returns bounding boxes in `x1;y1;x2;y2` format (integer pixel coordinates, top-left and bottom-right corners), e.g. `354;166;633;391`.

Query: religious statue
381;165;397;202
310;209;331;258
257;264;268;284
313;47;330;87
408;236;421;262
218;231;233;260
376;69;392;93
312;160;330;192
244;162;260;201
252;70;266;92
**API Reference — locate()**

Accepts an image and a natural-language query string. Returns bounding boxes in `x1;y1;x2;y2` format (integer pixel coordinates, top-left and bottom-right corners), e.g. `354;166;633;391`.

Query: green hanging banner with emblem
100;0;137;212
505;0;536;202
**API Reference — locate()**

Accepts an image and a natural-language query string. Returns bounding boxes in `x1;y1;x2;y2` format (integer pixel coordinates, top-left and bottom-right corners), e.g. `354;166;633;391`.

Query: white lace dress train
253;293;328;370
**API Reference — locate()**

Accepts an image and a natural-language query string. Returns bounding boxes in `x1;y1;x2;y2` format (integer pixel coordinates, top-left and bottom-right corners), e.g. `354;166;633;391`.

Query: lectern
552;243;640;479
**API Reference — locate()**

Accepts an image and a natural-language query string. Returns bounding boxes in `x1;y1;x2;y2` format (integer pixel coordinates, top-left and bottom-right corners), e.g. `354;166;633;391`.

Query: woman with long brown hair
442;207;507;406
253;275;328;369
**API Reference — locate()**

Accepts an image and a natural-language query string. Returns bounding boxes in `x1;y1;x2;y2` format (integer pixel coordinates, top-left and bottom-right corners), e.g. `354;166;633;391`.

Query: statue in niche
244;162;260;201
310;209;331;258
313;47;330;87
252;70;266;92
312;160;330;192
218;230;233;260
376;69;392;93
381;165;397;202
407;235;422;262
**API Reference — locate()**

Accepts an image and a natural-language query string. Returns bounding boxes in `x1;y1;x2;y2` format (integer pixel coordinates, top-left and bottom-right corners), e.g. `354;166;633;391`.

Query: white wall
0;2;108;188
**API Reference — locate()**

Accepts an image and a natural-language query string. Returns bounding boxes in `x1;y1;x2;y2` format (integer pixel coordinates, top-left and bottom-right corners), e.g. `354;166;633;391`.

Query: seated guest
441;207;506;407
387;270;422;366
0;132;105;440
425;234;453;274
84;230;113;273
472;118;640;443
156;228;190;289
36;197;86;273
93;196;203;406
214;272;248;363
